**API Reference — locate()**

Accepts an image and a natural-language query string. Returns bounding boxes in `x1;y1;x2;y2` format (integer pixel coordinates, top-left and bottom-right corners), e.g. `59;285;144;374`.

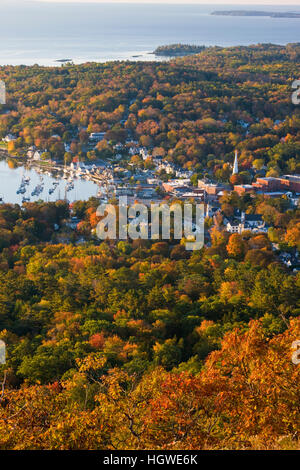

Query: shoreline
212;10;300;19
0;41;298;68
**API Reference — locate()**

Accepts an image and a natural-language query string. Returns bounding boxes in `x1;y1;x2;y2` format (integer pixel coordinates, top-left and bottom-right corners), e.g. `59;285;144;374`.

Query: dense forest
0;44;300;450
153;44;206;56
0;43;300;180
0;190;299;449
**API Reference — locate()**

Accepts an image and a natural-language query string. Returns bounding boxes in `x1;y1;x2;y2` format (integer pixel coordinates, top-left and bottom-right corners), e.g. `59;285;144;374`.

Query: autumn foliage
0;319;299;450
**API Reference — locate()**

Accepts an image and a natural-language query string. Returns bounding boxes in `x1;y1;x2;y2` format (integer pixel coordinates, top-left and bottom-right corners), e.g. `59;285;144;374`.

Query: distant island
55;59;73;63
153;44;206;57
212;10;300;19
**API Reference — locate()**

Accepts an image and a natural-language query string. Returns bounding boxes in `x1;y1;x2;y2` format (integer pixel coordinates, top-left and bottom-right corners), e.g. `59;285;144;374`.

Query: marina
0;159;106;205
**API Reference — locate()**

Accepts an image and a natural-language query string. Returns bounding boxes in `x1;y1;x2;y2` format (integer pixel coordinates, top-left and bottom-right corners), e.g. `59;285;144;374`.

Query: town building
252;175;300;193
225;212;266;234
163;179;192;193
89;132;106;142
232;150;239;175
233;184;255;196
198;180;227;200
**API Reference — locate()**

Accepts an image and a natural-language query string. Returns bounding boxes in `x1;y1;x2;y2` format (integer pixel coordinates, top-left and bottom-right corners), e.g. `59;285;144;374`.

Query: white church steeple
233;150;239;175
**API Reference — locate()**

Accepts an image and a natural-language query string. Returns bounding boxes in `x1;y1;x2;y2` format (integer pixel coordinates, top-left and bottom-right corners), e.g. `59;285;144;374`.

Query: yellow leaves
1;317;300;450
203;318;300;441
285;222;300;249
210;226;227;247
76;353;107;374
219;281;240;302
196;320;215;334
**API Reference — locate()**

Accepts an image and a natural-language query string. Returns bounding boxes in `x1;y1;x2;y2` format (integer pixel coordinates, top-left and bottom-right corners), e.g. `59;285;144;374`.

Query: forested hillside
0;43;299;178
0;44;300;450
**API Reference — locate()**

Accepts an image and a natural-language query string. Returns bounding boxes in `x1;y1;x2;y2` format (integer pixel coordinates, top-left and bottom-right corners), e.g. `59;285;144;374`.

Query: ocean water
0;2;299;66
0;160;99;204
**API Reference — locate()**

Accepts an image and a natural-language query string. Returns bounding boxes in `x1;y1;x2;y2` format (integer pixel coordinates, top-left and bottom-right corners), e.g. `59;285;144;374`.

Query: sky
26;0;300;5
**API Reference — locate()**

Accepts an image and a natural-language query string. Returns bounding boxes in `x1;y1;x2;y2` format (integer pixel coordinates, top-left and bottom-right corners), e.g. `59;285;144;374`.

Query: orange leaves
87;207;100;229
227;233;247;258
248;234;271;251
230;173;243;185
89;332;105;350
1;319;300;449
203;318;300;444
70;254;102;273
285;222;300;249
7;140;15;153
219;281;241;302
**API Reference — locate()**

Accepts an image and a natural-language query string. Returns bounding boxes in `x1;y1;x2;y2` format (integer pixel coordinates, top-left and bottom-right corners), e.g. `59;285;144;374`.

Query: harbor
0;159;106;205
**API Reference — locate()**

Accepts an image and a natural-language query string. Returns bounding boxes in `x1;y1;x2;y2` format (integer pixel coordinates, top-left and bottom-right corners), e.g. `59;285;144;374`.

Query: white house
226;213;266;234
33;151;42;161
3;134;17;143
89;132;106;142
140;147;149;160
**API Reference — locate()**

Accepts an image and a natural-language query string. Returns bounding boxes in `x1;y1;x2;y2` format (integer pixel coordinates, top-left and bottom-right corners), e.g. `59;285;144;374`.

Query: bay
1;2;300;204
0;2;299;66
0;159;99;204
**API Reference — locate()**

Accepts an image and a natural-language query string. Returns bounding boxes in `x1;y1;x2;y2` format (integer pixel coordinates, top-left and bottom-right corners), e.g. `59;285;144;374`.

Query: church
232;150;239;175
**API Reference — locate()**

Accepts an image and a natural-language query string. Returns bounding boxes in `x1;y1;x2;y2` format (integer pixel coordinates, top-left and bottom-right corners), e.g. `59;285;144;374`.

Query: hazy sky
29;0;300;5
